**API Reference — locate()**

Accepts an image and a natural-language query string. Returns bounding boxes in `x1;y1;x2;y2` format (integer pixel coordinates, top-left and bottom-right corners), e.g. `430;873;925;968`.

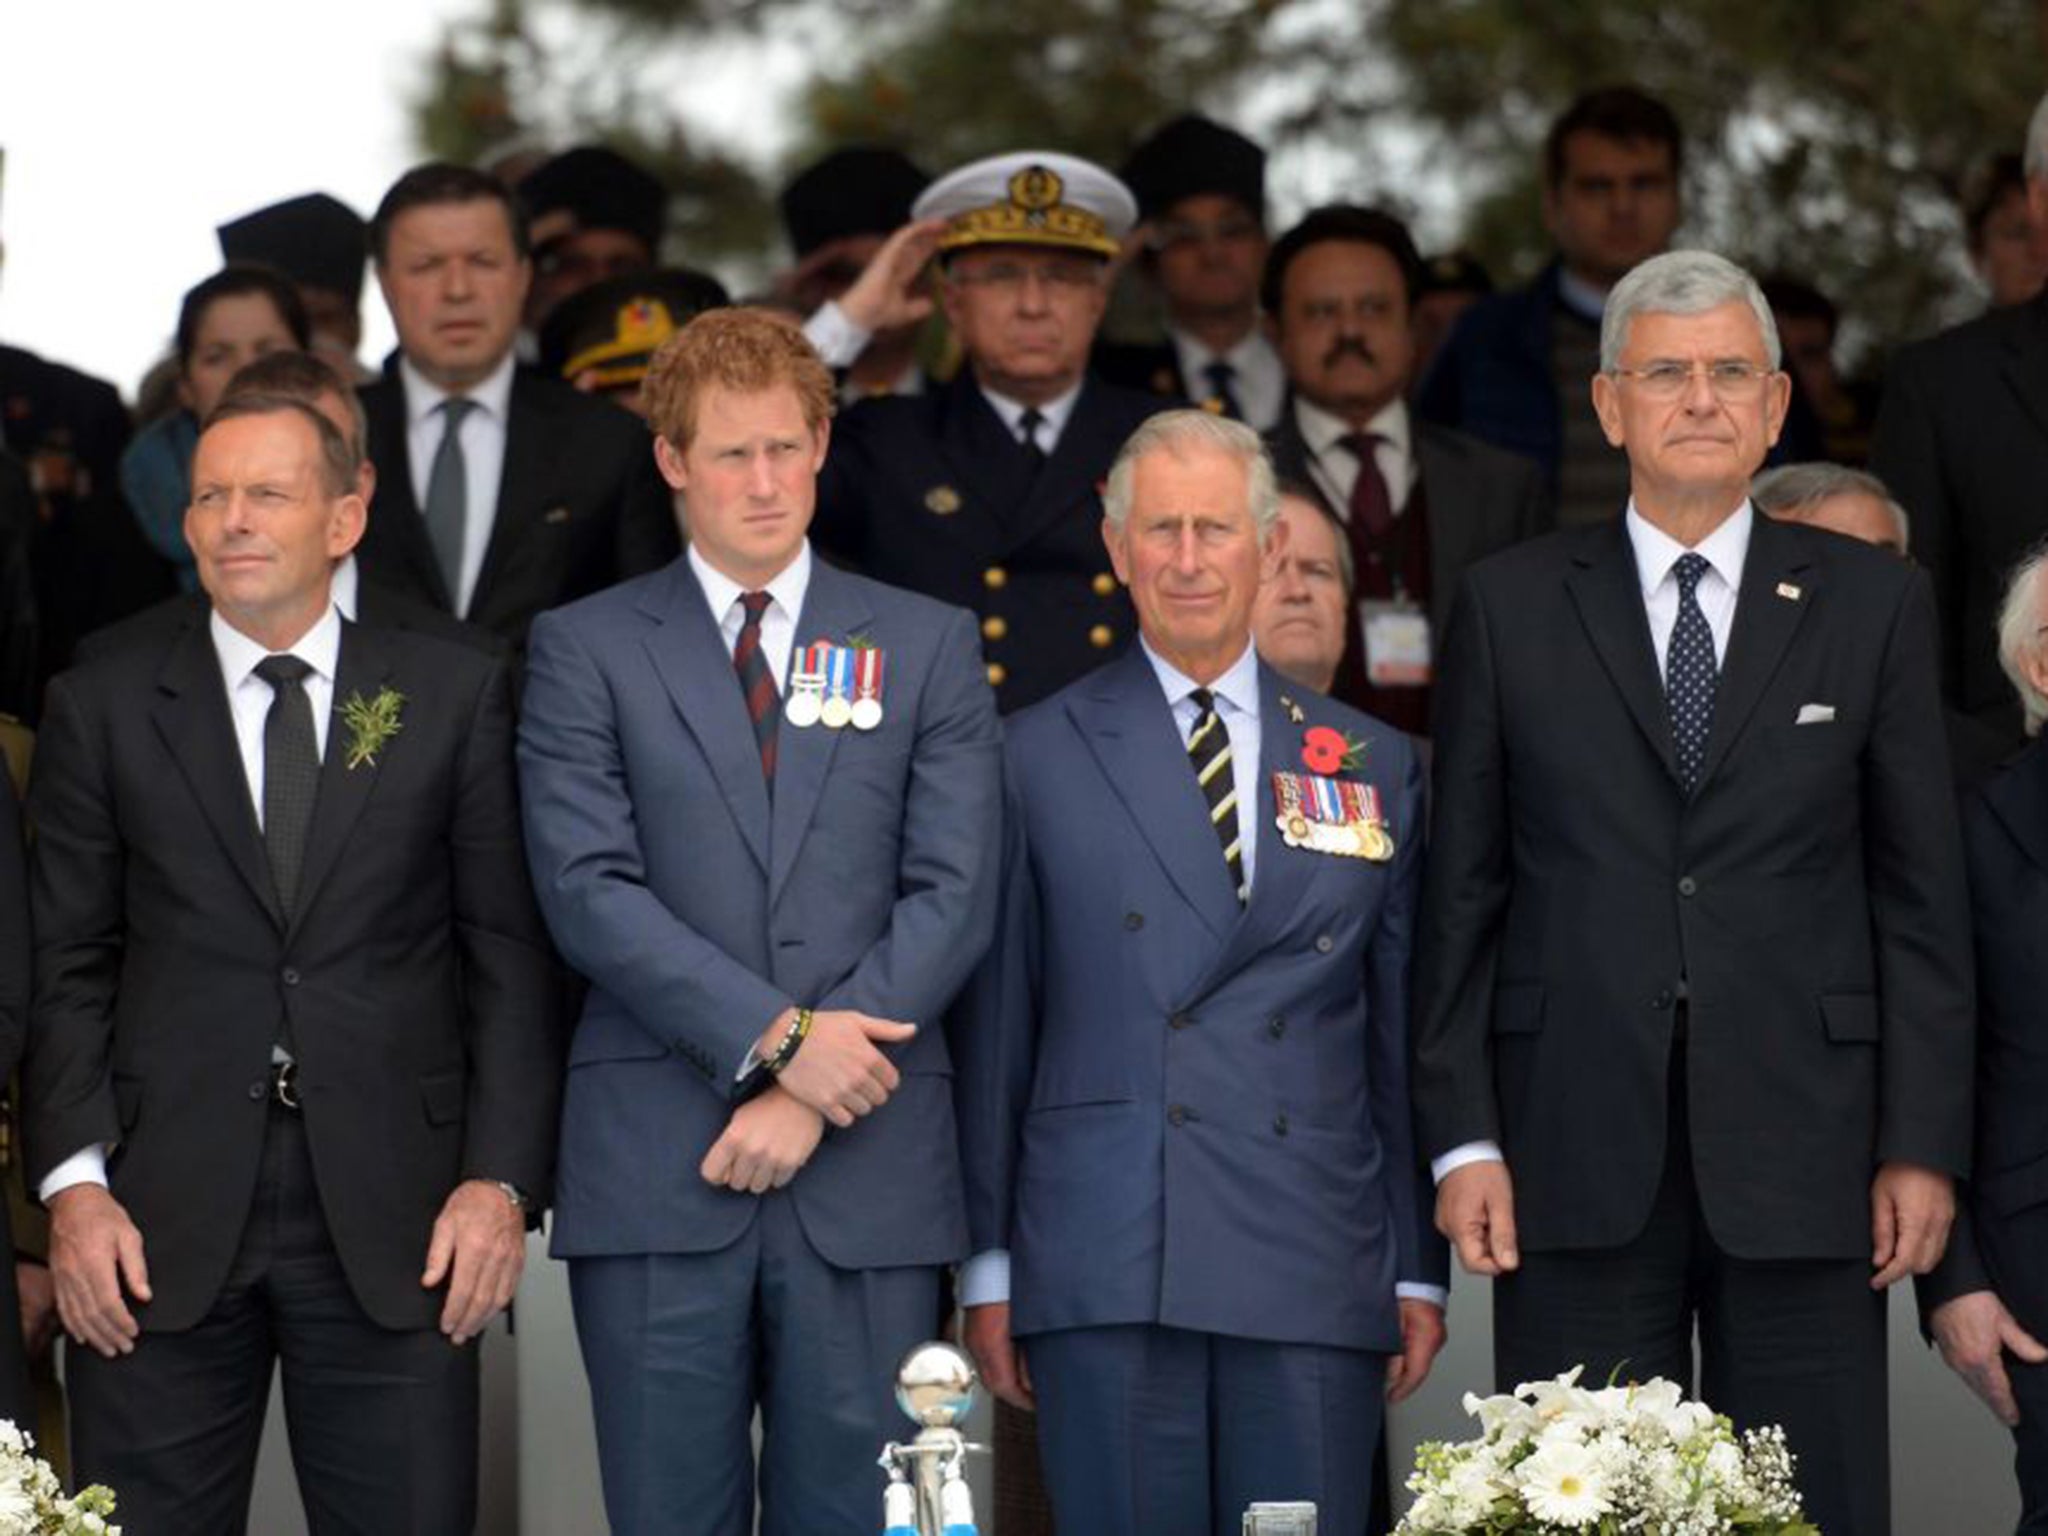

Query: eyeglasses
948;260;1103;295
1608;360;1778;400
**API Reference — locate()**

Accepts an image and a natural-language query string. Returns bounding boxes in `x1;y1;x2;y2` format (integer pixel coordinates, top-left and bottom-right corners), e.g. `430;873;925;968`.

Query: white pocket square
1796;703;1836;725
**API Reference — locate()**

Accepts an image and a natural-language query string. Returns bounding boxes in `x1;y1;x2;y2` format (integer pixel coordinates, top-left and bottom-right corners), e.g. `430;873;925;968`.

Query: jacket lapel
1691;513;1812;794
363;378;451;611
1984;736;2048;876
288;622;392;939
1068;646;1239;941
1002;377;1120;548
2001;297;2048;447
151;620;285;929
470;371;552;627
640;563;772;874
768;563;871;907
1564;518;1679;783
938;378;1036;529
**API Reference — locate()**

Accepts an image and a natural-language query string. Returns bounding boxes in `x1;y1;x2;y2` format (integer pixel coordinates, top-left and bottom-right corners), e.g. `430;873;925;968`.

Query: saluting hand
763;1008;917;1127
834;218;947;334
48;1184;151;1359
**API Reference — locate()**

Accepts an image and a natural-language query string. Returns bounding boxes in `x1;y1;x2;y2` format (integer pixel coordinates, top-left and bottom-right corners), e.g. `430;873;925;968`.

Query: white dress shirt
1430;499;1754;1187
1170;324;1285;432
401;352;515;619
40;603;344;1203
1291;395;1419;520
980;381;1082;458
688;539;812;691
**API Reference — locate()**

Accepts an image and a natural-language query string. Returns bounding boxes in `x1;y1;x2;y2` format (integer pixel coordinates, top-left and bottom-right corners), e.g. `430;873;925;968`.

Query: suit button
1268;1016;1286;1038
1652;990;1674;1010
984;566;1008;590
1167;1104;1190;1126
247;1081;266;1101
1314;934;1334;953
986;663;1008;688
1169;1012;1192;1031
1273;1113;1289;1136
1088;624;1115;649
1677;876;1698;898
1092;573;1117;597
282;967;301;987
1124;911;1144;930
982;616;1008;642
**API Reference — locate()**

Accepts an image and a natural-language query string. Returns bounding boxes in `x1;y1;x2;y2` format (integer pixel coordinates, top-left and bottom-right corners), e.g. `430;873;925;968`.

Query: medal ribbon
855;646;883;701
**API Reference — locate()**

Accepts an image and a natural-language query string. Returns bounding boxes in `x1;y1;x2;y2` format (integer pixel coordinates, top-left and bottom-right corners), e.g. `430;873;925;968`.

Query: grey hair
2028;92;2048;184
1750;462;1910;547
1101;409;1280;538
1998;546;2048;735
1599;249;1780;372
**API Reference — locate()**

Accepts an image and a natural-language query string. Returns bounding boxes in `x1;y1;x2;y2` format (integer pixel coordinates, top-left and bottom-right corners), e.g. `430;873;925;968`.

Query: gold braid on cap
938;165;1118;257
564;298;680;386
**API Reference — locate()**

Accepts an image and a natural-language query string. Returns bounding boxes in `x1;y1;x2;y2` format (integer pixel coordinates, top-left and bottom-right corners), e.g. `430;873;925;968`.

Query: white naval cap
913;150;1137;259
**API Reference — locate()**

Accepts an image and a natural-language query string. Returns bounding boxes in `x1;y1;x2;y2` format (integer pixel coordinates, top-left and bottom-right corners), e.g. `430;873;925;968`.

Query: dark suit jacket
1093;338;1189;404
957;647;1446;1351
1264;402;1551;641
1414;513;1975;1260
1922;738;2048;1327
0;453;38;721
356;366;678;652
814;373;1173;712
23;619;563;1332
0;775;31;1422
1870;293;2048;738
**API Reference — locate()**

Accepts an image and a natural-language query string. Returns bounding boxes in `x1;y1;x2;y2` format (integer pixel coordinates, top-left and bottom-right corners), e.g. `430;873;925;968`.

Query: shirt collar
1626;499;1753;598
331;554;360;622
1139;634;1262;721
688;539;813;631
1555;266;1610;323
1293;392;1410;461
1168;324;1271;381
979;379;1083;443
210;599;343;690
399;349;516;428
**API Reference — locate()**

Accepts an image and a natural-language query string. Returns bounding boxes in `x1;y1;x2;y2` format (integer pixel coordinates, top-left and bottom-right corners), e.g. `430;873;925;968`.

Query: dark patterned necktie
256;654;319;919
1187;687;1246;904
1338;431;1394;538
1202;359;1244;421
733;591;778;787
1666;552;1718;792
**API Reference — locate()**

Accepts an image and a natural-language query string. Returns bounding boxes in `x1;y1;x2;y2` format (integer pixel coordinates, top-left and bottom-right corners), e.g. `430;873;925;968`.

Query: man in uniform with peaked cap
813;149;1177;714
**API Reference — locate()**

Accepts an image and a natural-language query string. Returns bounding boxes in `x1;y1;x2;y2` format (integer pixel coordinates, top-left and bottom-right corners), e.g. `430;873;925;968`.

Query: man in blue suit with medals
517;307;1002;1535
955;408;1448;1534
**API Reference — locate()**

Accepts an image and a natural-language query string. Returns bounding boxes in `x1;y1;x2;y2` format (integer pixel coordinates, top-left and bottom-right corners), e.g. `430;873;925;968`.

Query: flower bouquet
1395;1368;1817;1535
0;1421;117;1535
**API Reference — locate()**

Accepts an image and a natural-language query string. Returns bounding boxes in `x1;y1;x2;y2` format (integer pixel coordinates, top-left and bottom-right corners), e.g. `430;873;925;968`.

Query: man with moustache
1263;205;1547;735
25;393;560;1532
355;163;676;656
1416;251;1973;1536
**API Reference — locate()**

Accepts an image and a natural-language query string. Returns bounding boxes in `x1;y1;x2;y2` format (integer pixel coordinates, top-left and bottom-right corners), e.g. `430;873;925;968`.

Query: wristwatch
490;1179;532;1214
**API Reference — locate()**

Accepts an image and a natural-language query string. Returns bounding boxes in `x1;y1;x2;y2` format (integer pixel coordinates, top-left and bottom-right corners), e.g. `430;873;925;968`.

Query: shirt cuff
736;1045;761;1082
39;1144;110;1204
802;301;872;371
1431;1140;1504;1185
957;1249;1010;1308
1396;1282;1449;1309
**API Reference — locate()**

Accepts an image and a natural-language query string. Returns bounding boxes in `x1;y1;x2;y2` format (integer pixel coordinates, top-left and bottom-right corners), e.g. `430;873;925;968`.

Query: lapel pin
1775;582;1802;601
544;506;572;525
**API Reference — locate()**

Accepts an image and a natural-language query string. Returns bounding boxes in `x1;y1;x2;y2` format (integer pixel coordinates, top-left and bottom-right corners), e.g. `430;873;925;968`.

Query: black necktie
733;591;778;787
1202;359;1244;421
1666;552;1718;792
1018;408;1048;471
424;396;475;609
256;654;320;918
1187;687;1245;904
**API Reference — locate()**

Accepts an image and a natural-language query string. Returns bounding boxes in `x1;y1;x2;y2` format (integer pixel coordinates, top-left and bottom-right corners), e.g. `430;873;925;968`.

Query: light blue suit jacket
957;645;1445;1353
518;553;1001;1268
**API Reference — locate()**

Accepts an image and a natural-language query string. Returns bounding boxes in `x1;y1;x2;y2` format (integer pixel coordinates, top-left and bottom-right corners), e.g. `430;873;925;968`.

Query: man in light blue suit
957;410;1448;1535
516;308;1001;1536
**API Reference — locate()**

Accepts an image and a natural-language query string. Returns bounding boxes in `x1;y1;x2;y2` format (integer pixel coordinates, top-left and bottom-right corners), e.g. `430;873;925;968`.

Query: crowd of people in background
1;73;2047;1536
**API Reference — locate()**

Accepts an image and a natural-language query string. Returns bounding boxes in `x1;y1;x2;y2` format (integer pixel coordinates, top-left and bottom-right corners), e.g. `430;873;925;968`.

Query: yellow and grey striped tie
1187;687;1246;904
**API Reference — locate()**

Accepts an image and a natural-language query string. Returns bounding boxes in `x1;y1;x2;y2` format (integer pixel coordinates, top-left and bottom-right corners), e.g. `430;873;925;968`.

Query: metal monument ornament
879;1341;985;1535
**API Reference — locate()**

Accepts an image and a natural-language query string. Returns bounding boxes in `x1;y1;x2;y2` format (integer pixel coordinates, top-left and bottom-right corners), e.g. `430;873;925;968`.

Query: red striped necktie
733;590;779;786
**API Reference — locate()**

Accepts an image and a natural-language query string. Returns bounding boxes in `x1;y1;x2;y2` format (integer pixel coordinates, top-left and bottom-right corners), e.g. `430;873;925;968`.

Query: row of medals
1278;811;1395;862
786;681;882;732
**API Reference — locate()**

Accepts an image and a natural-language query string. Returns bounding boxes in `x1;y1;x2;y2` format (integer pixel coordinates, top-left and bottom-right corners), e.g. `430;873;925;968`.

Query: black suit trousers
68;1108;479;1535
1493;1055;1888;1536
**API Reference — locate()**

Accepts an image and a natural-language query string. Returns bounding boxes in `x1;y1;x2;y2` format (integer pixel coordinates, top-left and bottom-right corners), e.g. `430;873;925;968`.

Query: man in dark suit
355;163;677;656
25;394;562;1532
1262;205;1548;734
518;308;1000;1536
1095;115;1284;430
1415;251;1974;1536
1870;91;2048;747
958;409;1446;1535
0;772;33;1430
814;150;1175;713
1921;547;2048;1531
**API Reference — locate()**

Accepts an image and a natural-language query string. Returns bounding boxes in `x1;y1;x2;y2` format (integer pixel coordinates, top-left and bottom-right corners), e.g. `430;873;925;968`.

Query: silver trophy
880;1341;986;1534
1244;1502;1318;1535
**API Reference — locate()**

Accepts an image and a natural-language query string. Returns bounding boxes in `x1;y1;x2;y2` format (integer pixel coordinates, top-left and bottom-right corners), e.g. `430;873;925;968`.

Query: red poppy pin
1301;724;1366;775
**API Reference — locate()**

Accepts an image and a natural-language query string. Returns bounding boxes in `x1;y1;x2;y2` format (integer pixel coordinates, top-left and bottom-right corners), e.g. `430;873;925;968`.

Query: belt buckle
271;1060;301;1110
